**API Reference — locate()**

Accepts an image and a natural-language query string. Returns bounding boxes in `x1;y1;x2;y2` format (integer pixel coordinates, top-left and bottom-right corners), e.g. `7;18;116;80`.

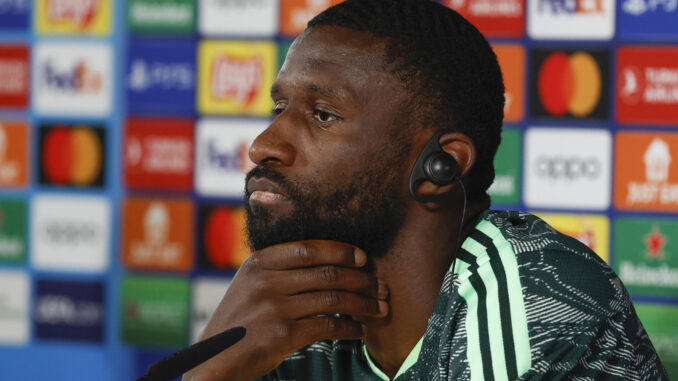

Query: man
185;0;668;380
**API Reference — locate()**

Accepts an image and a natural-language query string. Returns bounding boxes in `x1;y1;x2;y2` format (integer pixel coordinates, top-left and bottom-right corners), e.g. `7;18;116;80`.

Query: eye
313;109;339;123
271;105;285;117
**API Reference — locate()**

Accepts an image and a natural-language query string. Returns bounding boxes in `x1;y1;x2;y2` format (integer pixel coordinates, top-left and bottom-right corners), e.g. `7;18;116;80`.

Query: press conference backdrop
0;0;676;380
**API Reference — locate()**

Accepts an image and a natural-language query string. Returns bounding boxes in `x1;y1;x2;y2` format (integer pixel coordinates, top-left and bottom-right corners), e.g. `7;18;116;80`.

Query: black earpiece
408;130;461;202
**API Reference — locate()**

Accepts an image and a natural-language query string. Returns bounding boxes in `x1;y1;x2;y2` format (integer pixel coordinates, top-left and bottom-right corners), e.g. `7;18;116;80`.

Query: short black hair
307;0;505;201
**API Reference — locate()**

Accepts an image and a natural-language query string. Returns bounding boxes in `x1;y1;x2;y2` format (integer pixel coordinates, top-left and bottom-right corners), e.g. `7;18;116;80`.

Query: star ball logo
39;124;105;188
36;0;111;35
198;41;276;116
531;49;609;120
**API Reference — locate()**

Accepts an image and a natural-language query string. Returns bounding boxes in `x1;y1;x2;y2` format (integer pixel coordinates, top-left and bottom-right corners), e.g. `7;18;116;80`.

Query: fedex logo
211;54;262;106
206;139;251;172
34;42;111;116
195;119;266;197
43;60;102;93
538;0;604;13
528;0;614;39
46;0;99;28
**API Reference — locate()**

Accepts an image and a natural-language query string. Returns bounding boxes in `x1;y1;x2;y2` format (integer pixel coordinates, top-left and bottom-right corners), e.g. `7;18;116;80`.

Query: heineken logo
614;217;678;297
645;226;667;259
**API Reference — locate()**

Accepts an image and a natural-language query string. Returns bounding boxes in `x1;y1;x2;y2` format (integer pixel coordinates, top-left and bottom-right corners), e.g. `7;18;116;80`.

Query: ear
416;131;476;197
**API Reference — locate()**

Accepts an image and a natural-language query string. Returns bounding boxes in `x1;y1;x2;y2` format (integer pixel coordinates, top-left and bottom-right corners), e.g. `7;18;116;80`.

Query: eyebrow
270;81;354;102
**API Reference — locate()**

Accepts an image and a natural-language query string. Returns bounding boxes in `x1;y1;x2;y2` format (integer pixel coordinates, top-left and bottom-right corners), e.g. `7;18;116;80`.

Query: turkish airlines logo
124;118;193;191
617;47;678;124
623;0;677;15
210;54;262;106
620;65;678;105
532;49;609;119
122;198;194;272
39;124;105;187
447;0;522;16
44;0;99;28
281;0;342;36
0;45;28;108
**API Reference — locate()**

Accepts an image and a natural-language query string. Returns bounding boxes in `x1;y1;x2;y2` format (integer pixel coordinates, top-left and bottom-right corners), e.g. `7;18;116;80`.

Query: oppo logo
535;156;601;180
41;219;100;244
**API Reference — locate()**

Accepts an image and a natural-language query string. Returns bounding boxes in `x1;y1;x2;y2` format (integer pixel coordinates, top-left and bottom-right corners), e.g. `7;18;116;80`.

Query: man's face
245;26;415;258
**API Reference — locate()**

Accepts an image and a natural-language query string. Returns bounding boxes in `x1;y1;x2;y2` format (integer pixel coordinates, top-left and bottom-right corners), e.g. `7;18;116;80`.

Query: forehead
275;26;399;101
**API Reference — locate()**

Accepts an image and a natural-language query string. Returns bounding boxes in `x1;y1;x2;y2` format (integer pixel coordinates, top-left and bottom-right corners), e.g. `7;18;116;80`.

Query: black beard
244;165;408;259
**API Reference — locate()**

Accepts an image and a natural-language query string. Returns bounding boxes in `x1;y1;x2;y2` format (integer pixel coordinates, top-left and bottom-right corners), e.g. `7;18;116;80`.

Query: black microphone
136;326;246;381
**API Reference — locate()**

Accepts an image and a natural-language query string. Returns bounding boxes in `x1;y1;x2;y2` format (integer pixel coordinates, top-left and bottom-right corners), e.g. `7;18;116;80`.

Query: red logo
210;54;263;106
0;45;29;109
443;0;525;37
199;205;249;270
532;50;608;119
124;118;193;192
617;46;678;125
645;226;667;260
39;124;105;187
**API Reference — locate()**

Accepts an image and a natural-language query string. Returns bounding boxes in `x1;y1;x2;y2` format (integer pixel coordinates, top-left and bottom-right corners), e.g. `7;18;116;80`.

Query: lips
246;177;290;205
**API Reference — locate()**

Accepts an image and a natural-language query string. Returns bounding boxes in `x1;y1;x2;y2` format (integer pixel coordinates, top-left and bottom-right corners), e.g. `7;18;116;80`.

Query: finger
292;316;365;347
272;266;388;300
252;240;367;270
283;290;389;319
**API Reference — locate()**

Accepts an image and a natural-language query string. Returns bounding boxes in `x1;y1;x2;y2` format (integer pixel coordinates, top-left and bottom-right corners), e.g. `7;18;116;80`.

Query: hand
182;240;389;381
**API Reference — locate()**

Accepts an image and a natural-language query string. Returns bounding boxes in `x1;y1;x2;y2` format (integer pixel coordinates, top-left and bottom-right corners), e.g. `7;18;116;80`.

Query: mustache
245;165;295;198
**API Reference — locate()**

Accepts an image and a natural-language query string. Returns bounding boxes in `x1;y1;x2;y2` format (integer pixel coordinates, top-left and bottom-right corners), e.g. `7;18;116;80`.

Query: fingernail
378;300;388;315
353;249;366;266
377;280;388;299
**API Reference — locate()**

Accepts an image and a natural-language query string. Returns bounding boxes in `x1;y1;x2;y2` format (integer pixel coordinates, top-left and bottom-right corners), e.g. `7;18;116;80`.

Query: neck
358;195;489;379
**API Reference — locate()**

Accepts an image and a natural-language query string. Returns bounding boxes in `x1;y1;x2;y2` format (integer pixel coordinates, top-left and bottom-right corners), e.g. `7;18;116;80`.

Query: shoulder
484;210;626;322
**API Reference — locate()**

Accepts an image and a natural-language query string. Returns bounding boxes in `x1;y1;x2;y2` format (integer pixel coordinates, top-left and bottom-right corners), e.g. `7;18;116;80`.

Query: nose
248;118;296;167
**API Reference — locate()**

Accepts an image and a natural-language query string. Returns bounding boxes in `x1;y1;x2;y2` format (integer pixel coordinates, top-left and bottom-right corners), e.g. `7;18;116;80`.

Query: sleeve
517;297;669;380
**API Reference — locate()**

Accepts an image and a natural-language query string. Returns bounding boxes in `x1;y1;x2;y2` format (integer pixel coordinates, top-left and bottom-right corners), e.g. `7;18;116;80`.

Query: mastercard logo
40;125;104;186
536;51;603;117
201;206;249;269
